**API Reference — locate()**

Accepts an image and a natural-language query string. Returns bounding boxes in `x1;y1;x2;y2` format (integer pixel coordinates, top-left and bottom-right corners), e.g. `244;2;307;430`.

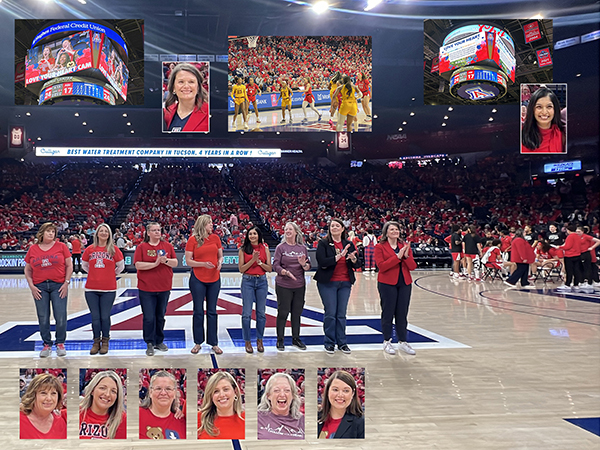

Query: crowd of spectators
1;158;598;258
228;36;372;93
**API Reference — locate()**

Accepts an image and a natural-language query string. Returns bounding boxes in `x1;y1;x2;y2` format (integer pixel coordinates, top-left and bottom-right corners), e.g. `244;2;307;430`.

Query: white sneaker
383;339;396;355
244;122;249;130
556;284;572;291
592;282;600;288
398;341;416;355
256;118;261;123
579;283;595;292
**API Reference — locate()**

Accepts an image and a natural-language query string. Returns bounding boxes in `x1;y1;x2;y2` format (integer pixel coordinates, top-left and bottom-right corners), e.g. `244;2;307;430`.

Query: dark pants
275;284;305;340
564;255;583;286
189;272;220;346
72;254;82;272
377;281;411;342
138;290;170;345
581;251;593;284
317;281;352;346
85;291;116;339
506;263;530;286
33;280;67;346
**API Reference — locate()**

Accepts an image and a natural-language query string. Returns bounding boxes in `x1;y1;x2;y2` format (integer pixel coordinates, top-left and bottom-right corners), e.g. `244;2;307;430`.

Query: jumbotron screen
25;27;129;102
439;24;516;82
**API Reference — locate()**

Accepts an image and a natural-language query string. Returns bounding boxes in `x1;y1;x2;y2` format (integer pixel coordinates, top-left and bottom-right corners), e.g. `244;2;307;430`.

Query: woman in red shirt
20;373;67;439
314;219;360;354
24;222;73;358
185;215;224;354
197;371;245;439
238;226;272;353
558;225;583;291
134;222;178;356
82;224;124;355
374;221;417;355
71;234;82;275
79;370;127;439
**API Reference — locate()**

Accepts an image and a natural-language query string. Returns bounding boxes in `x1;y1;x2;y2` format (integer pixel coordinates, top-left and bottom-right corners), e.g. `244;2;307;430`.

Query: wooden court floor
0;270;598;449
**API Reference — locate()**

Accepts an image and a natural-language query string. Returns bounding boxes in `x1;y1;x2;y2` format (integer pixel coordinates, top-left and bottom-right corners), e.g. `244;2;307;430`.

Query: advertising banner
536;48;553;67
36;147;282;158
228;89;330;112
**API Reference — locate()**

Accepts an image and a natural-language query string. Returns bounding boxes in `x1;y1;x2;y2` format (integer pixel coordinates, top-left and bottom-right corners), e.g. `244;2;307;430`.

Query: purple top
257;411;305;440
272;242;309;289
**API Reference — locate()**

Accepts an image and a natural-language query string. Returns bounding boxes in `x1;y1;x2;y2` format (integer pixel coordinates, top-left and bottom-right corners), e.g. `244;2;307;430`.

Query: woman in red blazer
374;221;417;356
163;63;209;132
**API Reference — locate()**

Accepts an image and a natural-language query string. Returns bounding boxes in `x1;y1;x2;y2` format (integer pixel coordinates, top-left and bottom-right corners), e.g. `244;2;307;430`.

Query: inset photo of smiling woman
521;83;567;154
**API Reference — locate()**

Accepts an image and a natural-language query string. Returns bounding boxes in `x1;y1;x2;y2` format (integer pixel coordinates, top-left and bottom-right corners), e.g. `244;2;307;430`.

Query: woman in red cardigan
374;221;417;355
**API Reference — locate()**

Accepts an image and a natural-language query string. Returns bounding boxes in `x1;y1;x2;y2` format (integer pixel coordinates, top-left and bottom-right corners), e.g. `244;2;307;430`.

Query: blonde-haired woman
198;371;245;439
185;215;224;354
24;222;73;358
82;224;124;355
272;222;311;351
79;370;127;439
257;372;304;440
20;373;67;439
134;222;178;356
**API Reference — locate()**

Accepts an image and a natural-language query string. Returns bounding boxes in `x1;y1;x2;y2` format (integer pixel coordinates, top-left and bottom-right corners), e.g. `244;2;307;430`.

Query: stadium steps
109;171;147;228
221;173;279;248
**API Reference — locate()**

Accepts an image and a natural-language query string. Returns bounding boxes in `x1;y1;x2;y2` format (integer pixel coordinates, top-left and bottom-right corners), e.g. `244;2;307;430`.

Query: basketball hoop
246;36;259;48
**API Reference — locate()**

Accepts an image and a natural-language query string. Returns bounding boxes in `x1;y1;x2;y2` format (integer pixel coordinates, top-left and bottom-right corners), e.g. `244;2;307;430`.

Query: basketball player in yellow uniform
231;77;249;130
277;80;293;123
333;75;363;133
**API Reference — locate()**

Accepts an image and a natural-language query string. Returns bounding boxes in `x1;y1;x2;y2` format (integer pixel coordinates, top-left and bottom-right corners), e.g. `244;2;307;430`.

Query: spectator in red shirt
24;222;73;358
20;373;67;439
557;224;583;291
71;235;82;275
82;224;125;355
134;222;178;356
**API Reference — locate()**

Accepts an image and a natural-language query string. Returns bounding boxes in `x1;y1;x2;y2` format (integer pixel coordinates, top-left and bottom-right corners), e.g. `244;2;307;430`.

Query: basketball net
247;36;258;48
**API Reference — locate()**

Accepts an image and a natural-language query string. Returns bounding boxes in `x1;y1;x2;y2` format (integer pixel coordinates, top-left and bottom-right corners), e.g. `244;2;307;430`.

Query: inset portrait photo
19;368;67;439
257;369;305;440
317;367;365;439
162;61;210;133
197;368;245;439
520;83;567;154
139;368;187;439
79;369;127;439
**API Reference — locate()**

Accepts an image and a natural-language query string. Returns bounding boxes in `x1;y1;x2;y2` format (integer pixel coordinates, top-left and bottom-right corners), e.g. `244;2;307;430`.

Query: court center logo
0;286;467;355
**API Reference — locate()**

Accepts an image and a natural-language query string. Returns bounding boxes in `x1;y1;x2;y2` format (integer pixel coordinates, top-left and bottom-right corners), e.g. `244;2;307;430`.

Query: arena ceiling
0;0;598;160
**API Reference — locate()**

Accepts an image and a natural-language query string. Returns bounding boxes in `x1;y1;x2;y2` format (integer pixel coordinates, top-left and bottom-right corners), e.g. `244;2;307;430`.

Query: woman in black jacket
318;370;364;439
314;218;361;354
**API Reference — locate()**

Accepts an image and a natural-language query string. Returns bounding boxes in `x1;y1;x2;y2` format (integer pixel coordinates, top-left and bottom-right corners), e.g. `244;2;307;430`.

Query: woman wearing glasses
139;371;186;439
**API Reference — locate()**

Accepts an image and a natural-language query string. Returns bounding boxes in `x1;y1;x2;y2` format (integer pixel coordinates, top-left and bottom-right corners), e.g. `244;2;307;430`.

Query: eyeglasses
151;387;175;393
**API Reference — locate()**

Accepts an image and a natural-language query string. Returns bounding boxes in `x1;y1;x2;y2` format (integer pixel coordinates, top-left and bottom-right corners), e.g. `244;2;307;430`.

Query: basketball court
2;270;599;447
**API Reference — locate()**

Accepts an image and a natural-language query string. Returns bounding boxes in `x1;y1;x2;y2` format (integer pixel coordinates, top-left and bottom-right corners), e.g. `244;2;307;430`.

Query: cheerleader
301;77;322;123
356;73;372;122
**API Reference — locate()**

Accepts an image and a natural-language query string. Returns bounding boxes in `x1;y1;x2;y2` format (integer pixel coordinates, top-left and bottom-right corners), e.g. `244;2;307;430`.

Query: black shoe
154;343;168;352
325;345;335;354
276;339;285;351
339;344;351;354
292;338;307;350
146;343;154;356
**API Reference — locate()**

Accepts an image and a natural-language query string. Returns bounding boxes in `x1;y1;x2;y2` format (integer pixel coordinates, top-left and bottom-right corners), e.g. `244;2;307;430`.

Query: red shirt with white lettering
134;241;176;292
82;245;124;291
20;411;67;439
79;410;127;439
25;242;71;285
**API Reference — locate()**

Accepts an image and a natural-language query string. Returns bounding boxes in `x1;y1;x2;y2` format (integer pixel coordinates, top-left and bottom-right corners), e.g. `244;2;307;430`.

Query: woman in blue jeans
24;222;73;358
185;215;224;354
238;227;272;353
314;219;361;354
82;224;125;355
